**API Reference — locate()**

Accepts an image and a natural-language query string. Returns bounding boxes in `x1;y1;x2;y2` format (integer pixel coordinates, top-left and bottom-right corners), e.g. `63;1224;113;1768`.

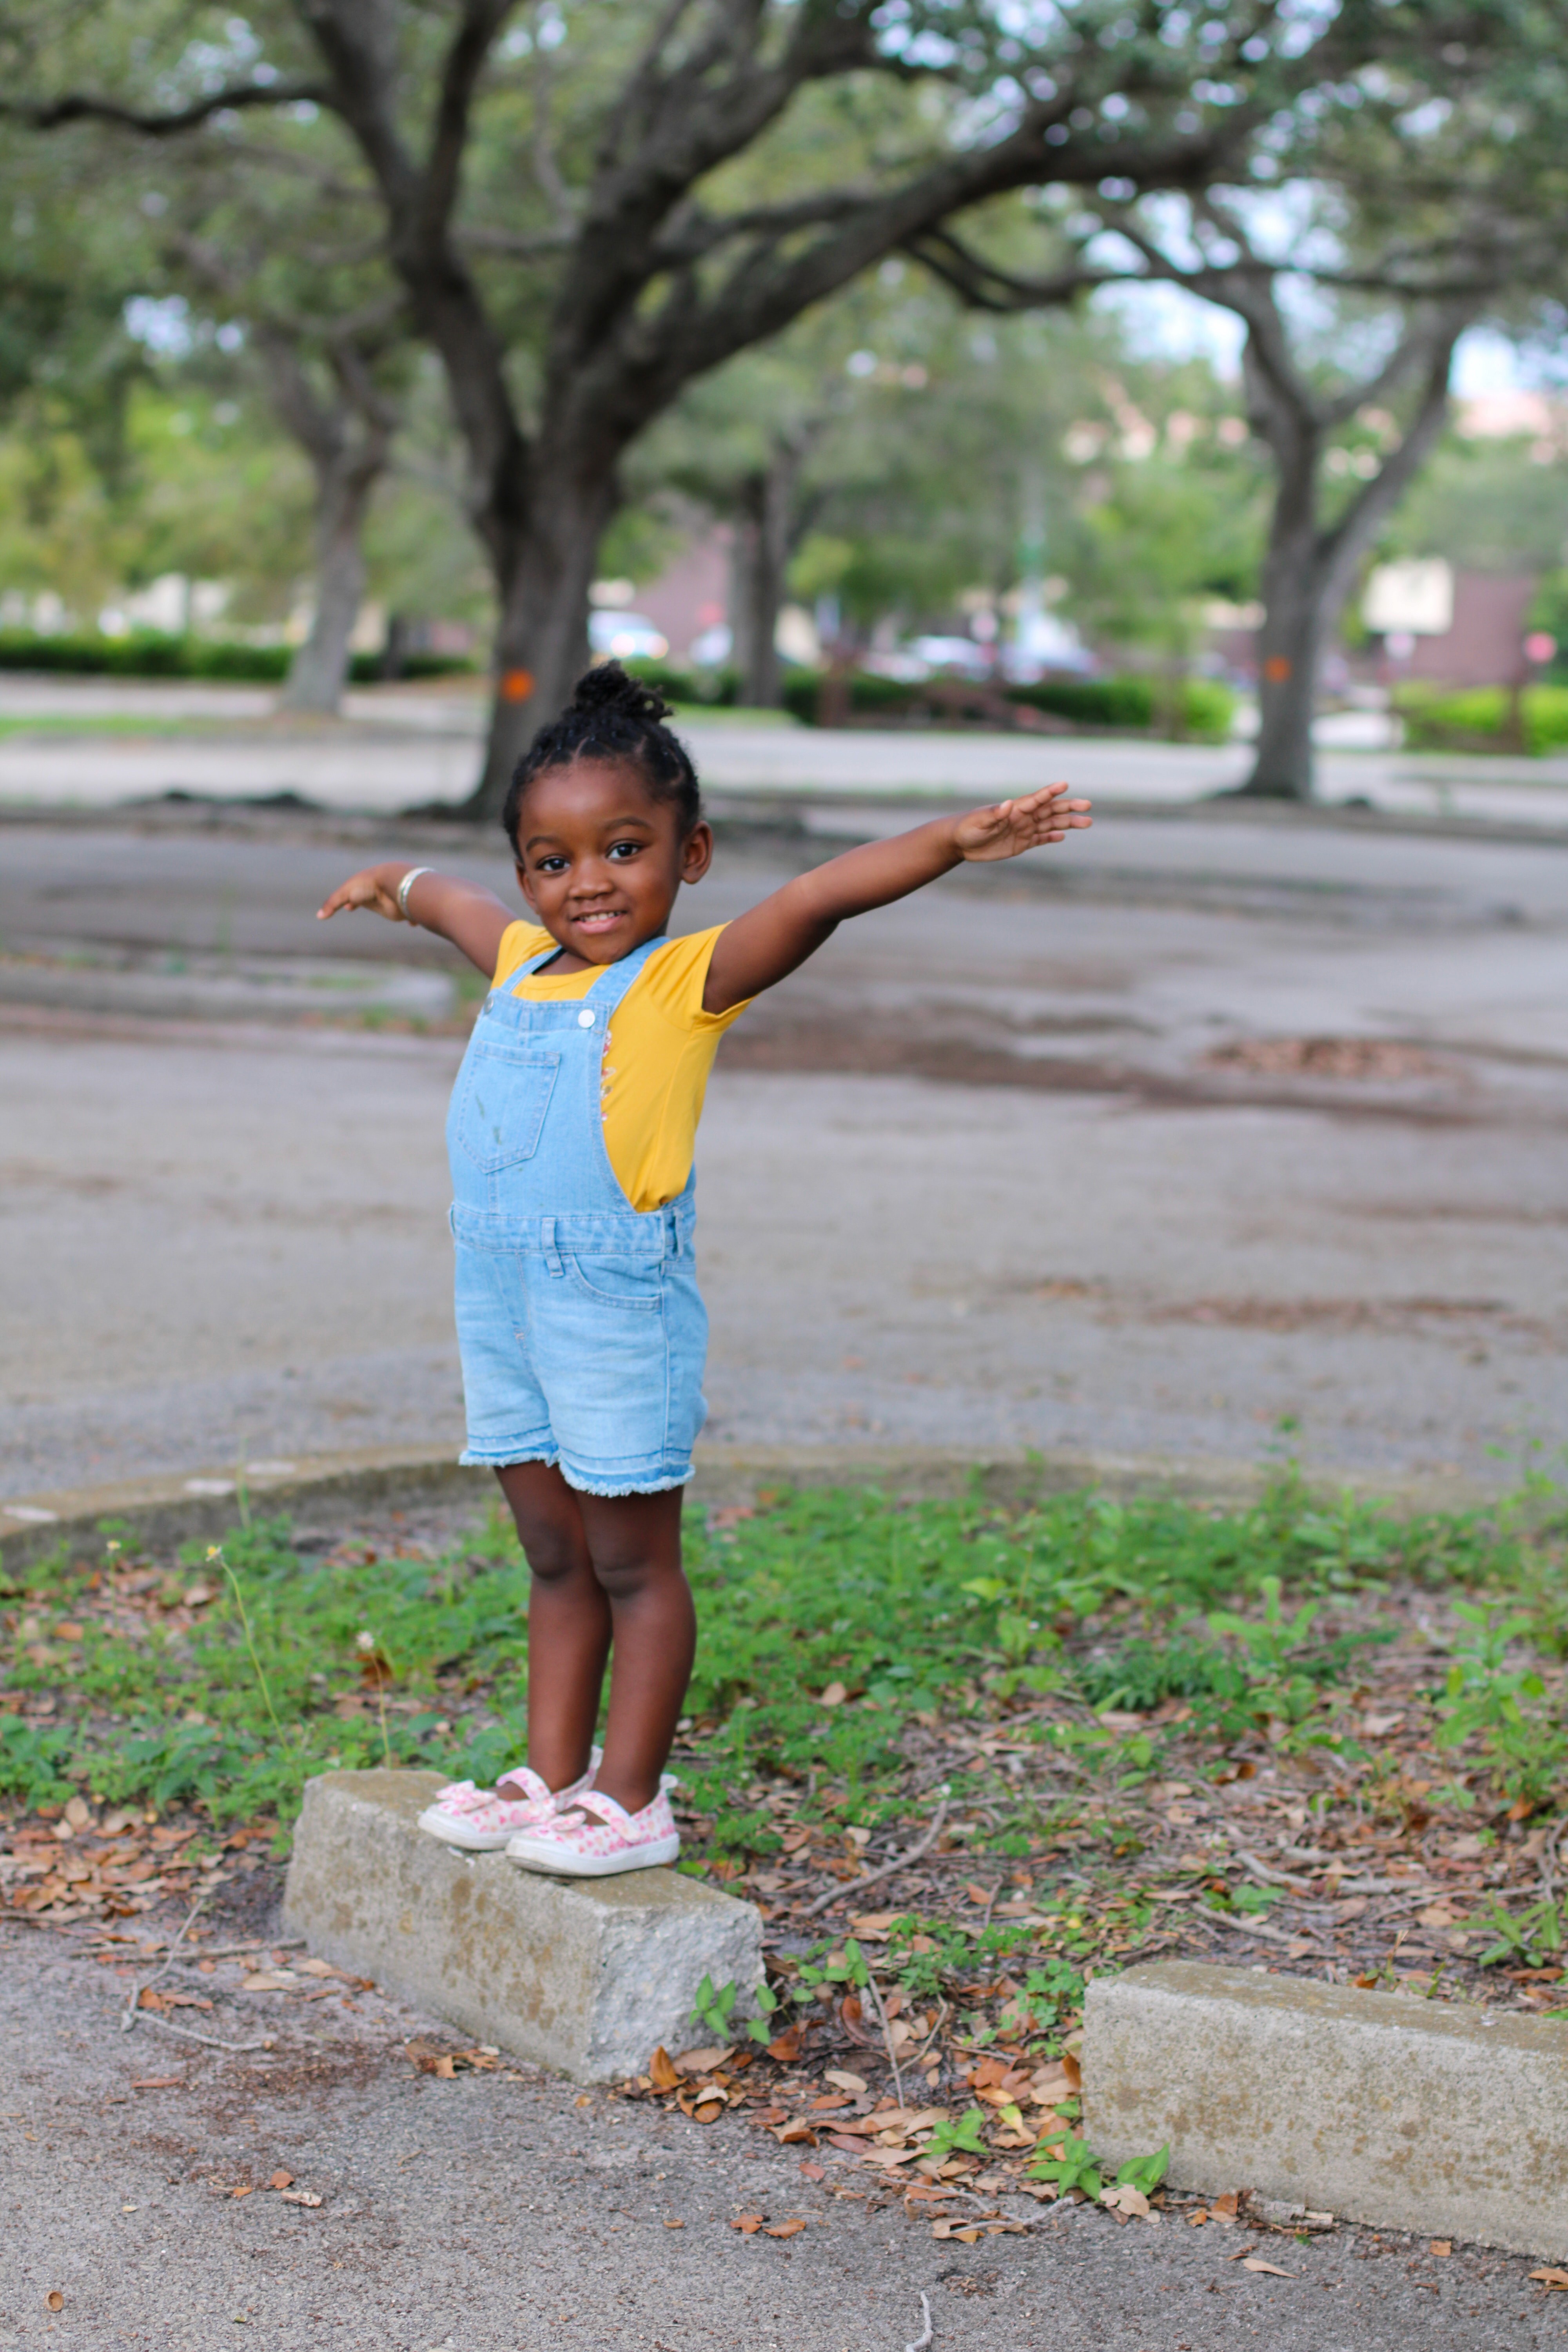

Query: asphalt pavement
4;797;1568;1500
4;1906;1564;2352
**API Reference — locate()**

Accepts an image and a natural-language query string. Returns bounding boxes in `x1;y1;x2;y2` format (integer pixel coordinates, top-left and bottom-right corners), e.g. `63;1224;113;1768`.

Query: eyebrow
523;814;659;852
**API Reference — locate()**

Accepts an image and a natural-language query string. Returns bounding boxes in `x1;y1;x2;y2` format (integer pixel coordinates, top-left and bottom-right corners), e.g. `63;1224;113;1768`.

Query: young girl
318;664;1091;1875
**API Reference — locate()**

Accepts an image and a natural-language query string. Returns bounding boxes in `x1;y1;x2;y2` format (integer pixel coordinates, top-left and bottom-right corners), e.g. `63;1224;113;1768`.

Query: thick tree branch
1;80;325;135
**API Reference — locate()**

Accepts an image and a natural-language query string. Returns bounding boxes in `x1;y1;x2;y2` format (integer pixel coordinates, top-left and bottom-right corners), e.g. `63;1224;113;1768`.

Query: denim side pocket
564;1252;664;1312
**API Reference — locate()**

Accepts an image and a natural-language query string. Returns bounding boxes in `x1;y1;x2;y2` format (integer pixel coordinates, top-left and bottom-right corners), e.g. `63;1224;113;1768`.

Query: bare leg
494;1461;610;1793
574;1486;695;1817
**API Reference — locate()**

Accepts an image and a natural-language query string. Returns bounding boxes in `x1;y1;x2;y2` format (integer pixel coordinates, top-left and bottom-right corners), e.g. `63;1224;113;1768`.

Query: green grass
2;1468;1564;1838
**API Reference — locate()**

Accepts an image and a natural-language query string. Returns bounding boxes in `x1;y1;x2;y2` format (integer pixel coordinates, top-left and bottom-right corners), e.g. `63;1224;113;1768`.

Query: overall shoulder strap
593;933;668;1011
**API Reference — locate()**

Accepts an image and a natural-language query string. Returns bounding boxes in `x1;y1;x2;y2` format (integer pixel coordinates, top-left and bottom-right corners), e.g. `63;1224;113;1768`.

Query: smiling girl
318;663;1090;1875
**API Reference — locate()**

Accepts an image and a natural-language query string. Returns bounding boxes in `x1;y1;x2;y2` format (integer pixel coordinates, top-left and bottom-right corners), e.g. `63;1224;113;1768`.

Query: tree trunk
280;451;381;714
1241;514;1332;798
466;467;617;823
729;448;799;708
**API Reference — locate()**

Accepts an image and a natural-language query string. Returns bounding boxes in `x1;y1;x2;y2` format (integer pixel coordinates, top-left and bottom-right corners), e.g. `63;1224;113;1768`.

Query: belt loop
541;1216;564;1277
665;1205;678;1259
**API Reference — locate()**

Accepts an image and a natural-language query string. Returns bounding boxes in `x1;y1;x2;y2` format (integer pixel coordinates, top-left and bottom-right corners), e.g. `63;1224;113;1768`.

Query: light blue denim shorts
450;1202;708;1496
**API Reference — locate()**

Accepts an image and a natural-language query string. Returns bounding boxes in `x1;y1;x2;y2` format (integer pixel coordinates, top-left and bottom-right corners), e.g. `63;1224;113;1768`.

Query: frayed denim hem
559;1463;693;1499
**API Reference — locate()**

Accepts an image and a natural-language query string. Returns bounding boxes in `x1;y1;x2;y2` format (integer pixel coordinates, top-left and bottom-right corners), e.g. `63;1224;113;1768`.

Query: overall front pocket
451;1043;560;1172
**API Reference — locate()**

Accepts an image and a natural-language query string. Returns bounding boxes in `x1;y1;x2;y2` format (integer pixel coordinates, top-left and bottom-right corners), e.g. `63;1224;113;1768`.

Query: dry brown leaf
775;2121;817;2146
674;2046;732;2075
231;2185;254;2201
824;2068;867;2095
648;2046;680;2091
798;2161;825;2182
407;2042;456;2079
1241;2259;1298;2278
762;2219;806;2238
818;1683;848;1708
1530;2268;1568;2290
268;2171;293;2191
731;2214;764;2234
765;2025;804;2065
45;2292;64;2312
281;2190;323;2209
1101;2184;1151;2219
240;1972;294;1993
1430;2241;1453;2259
663;2219;685;2230
130;2077;181;2091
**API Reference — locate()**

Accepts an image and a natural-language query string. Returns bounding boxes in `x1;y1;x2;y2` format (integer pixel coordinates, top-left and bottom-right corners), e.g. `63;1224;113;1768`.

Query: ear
680;820;714;884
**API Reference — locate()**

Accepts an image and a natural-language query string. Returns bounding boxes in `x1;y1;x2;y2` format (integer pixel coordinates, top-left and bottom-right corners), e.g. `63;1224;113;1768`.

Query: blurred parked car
590;610;669;661
906;634;993;680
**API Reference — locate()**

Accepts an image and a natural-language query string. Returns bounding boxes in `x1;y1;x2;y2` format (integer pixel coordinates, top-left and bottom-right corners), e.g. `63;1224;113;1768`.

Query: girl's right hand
317;864;409;923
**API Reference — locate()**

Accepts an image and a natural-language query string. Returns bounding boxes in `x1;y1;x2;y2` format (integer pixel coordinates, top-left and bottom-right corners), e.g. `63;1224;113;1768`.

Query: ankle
592;1772;659;1817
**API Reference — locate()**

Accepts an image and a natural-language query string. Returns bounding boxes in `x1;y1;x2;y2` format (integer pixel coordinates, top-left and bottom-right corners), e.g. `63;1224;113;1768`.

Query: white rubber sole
416;1806;541;1851
504;1832;682;1877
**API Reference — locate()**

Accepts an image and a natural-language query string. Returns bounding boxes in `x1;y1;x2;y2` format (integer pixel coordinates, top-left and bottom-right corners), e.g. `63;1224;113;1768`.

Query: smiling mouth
572;909;628;930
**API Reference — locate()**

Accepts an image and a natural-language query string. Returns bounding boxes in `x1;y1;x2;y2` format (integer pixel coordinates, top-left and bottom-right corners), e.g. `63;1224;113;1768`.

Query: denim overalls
447;934;708;1495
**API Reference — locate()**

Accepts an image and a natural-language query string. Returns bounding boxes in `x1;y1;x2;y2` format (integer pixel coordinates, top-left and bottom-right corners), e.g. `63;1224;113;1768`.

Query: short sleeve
639;926;752;1034
492;921;556;989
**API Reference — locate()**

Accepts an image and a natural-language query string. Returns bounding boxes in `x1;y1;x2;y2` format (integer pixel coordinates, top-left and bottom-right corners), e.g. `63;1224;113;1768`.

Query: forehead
515;754;669;840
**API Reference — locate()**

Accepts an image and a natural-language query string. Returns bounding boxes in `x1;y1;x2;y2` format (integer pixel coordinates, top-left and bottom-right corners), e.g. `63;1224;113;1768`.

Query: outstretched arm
316;862;515;977
702;782;1091;1013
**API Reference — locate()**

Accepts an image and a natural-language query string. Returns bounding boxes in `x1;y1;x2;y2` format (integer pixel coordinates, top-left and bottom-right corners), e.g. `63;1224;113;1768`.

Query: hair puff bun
566;662;675;727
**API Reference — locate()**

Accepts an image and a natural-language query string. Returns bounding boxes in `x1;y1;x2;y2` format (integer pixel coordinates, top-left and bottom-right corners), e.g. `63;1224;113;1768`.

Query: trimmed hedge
1394;682;1568;757
781;669;1236;741
0;630;474;684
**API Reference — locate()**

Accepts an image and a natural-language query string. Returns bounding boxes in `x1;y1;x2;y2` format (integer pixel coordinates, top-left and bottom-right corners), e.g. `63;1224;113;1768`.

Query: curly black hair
501;662;703;849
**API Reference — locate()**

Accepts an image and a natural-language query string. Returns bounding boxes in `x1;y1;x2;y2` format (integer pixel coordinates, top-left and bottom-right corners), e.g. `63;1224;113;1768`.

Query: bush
783;670;1236;740
1394;682;1568;757
0;630;475;685
622;658;739;707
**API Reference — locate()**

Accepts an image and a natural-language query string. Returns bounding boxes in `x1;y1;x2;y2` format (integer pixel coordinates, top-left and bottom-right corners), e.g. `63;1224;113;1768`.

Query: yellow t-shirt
491;923;749;1213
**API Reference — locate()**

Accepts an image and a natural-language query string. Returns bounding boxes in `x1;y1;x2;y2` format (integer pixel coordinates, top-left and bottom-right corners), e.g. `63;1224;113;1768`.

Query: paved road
4;1915;1561;2352
4;802;1566;1500
2;673;1568;824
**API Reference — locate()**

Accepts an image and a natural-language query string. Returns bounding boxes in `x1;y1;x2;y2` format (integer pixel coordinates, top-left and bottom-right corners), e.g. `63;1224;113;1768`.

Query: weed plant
2;1469;1566;1835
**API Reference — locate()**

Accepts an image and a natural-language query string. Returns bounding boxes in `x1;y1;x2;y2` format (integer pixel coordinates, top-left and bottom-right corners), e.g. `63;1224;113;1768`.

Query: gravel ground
5;1882;1568;2352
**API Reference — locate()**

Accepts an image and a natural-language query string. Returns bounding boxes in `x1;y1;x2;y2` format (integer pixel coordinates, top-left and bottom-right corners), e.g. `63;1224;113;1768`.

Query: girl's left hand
953;783;1093;862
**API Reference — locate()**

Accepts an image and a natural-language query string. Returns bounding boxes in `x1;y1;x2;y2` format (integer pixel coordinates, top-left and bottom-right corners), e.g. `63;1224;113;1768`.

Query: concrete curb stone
283;1767;764;2083
1084;1959;1568;2259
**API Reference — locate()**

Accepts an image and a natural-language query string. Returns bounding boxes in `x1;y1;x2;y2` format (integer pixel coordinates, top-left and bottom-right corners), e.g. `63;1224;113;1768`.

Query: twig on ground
905;2290;933;2351
862;1970;906;2108
798;1800;951;1922
121;1895;207;2034
134;2011;275;2054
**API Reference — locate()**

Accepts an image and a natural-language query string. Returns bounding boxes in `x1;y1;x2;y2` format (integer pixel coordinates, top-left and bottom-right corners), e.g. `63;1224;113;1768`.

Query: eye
607;840;644;862
535;854;569;874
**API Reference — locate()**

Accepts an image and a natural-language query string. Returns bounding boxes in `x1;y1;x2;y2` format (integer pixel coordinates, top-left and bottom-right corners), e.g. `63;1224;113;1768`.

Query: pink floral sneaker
416;1751;600;1851
505;1785;680;1877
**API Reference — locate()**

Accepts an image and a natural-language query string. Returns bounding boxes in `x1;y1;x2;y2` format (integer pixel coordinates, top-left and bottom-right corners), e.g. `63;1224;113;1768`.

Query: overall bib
446;934;707;1495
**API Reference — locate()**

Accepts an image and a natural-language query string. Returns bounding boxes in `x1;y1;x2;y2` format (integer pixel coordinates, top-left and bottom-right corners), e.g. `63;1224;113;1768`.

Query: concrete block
283;1769;763;2083
1083;1960;1568;2258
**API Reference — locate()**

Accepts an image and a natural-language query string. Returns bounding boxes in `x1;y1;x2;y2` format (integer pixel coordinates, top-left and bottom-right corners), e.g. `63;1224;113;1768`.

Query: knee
587;1540;682;1603
513;1513;590;1586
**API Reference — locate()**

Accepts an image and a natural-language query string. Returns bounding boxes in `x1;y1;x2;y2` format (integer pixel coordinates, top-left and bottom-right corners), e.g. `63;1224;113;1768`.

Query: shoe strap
563;1788;634;1829
494;1765;552;1805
